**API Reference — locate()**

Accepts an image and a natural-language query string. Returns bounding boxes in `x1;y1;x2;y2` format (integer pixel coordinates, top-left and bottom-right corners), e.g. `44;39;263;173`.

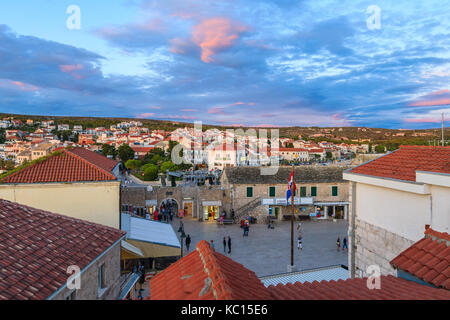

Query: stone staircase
233;197;262;223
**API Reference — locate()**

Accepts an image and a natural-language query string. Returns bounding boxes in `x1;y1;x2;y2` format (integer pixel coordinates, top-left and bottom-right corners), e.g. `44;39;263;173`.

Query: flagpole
291;165;294;267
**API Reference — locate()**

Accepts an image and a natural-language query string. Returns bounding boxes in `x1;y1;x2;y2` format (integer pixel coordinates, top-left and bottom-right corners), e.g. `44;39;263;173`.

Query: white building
343;146;450;278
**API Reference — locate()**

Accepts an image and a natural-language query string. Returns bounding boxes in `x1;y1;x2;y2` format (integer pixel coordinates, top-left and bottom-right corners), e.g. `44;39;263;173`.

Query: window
246;187;253;198
332;186;338;196
300;186;306;197
269;186;276;197
311;186;317;197
98;264;106;290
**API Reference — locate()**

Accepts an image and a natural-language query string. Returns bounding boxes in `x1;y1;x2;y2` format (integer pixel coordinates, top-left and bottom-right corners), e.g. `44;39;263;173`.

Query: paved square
171;218;349;277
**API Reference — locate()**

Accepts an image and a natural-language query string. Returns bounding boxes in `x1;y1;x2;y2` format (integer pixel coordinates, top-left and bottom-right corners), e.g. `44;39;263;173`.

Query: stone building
221;166;350;223
344;146;450;278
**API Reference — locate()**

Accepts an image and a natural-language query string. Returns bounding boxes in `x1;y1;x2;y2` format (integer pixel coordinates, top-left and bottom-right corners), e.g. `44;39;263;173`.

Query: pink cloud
192;17;249;63
0;80;38;92
208;107;226;114
408;89;450;107
181;108;199;112
403;117;448;123
148;106;161;109
137;113;156;118
59;64;83;73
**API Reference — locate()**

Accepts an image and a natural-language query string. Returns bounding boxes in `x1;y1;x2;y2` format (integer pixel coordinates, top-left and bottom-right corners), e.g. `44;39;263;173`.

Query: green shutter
247;187;253;197
269;186;276;197
311;186;317;197
332;186;338;196
300;186;306;197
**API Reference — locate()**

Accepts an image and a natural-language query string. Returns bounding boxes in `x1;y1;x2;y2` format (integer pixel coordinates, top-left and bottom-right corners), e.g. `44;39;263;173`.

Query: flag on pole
286;167;296;203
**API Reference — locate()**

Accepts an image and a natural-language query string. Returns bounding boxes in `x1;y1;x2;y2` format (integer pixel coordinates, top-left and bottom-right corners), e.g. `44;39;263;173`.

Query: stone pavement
171;217;349;277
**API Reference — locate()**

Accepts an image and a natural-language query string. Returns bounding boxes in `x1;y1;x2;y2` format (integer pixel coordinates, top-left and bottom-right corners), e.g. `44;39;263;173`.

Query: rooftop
391;227;450;290
223;166;350;185
0;199;125;300
349;146;450;182
0;147;118;184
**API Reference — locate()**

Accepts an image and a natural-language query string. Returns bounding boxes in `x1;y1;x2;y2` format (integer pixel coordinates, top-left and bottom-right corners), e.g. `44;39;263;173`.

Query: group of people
208;237;232;254
336;236;348;251
148;207;174;223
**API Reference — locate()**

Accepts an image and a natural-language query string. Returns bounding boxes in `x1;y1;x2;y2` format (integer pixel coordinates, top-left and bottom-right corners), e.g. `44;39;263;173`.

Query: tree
117;144;135;162
142;164;158;181
102;144;117;158
160;160;177;173
326;151;333;159
125;159;141;171
375;145;385;153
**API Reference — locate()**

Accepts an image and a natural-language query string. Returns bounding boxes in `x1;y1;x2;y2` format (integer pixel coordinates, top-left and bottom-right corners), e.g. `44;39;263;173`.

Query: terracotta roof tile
350;146;450;182
150;241;450;300
0;199;125;300
150;240;272;300
391;228;450;290
1;147;118;184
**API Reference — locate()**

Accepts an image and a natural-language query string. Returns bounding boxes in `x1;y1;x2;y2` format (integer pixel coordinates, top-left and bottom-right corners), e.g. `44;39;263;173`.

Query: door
184;202;193;217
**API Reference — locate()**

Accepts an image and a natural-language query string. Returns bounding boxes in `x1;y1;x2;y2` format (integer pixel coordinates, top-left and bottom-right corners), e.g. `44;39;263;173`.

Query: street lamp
180;230;186;258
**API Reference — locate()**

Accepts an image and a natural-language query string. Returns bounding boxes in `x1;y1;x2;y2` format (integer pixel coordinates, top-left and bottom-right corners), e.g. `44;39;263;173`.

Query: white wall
430;185;450;233
355;182;430;242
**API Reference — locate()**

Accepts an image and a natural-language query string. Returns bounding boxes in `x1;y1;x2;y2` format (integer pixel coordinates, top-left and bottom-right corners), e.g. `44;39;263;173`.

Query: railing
233;197;262;223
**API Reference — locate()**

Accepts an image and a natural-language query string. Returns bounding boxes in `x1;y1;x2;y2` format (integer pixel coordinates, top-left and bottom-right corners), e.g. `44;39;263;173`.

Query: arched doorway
159;198;179;219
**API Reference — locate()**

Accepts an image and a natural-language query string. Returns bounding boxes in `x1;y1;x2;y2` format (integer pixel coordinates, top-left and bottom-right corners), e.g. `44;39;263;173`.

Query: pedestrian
231;209;235;220
185;234;191;251
336;237;341;251
223;237;227;253
227;236;231;254
169;211;173;222
343;237;348;251
297;233;303;250
210;240;215;250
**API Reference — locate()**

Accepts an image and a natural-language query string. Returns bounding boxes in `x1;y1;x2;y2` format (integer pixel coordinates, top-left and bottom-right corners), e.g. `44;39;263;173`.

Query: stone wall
354;219;414;277
51;242;122;300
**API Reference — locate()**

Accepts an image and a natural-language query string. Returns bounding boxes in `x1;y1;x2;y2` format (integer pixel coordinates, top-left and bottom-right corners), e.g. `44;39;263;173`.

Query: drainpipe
349;181;356;278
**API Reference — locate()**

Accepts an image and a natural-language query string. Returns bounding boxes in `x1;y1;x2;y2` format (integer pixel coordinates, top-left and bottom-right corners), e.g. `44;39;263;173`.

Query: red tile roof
0;199;125;300
1;147;118;184
391;228;450;290
267;275;450;300
150;241;450;300
350;146;450;182
150;240;272;300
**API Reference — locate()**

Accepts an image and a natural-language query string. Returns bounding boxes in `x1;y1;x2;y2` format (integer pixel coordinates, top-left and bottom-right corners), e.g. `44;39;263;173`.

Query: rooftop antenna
442;112;445;147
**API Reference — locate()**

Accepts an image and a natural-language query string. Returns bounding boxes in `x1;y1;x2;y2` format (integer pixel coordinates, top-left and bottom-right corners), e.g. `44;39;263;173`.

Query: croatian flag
286;168;296;203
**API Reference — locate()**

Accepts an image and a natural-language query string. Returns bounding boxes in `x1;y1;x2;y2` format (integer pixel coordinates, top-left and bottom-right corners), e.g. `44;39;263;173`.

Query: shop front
202;201;222;221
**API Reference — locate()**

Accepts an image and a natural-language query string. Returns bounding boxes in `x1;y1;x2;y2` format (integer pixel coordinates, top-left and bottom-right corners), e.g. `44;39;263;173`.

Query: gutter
46;234;126;300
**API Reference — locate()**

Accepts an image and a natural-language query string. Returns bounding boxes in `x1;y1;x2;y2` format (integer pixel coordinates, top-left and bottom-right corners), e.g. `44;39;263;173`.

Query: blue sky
0;0;449;128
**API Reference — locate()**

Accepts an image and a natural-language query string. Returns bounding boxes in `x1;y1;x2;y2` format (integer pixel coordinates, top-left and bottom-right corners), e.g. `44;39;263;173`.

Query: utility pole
442;112;445;147
291;165;295;267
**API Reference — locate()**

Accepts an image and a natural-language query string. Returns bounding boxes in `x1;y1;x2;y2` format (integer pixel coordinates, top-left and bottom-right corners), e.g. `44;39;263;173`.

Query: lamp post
178;223;186;258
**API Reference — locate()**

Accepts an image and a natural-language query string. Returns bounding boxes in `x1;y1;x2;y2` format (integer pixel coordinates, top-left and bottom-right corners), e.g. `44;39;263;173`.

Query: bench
217;219;234;225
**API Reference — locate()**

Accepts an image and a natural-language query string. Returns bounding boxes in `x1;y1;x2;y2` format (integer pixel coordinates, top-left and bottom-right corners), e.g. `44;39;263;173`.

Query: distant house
0;199;126;300
0;147;121;228
344;146;450;278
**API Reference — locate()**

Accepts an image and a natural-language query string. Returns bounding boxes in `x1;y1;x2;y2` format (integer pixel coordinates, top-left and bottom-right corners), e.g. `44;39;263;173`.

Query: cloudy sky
0;0;449;128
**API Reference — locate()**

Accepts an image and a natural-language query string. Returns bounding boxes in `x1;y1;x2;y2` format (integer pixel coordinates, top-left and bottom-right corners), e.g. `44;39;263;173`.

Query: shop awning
121;240;144;260
121;213;181;259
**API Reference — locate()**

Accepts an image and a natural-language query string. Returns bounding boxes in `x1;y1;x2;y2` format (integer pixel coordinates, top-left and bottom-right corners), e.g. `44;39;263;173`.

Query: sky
0;0;449;129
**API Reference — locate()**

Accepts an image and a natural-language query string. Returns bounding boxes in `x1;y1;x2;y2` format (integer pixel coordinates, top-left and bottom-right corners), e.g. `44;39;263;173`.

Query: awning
121;213;181;259
121;240;144;260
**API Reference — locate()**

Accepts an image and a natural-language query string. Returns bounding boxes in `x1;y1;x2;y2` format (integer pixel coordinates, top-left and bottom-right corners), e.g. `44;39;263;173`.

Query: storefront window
203;206;219;221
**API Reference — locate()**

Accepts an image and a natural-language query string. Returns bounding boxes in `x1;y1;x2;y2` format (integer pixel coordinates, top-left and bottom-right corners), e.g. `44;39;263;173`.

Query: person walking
297;233;303;250
336;237;341;251
231;209;235;220
223;237;227;253
227;236;231;254
185;234;191;252
342;237;348;251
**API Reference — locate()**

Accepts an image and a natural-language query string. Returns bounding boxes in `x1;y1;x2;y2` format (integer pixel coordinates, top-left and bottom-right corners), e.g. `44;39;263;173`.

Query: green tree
326;151;333;159
117;144;135;162
102;144;117;158
142;164;158;181
375;145;385;153
160;160;177;173
125;159;141;171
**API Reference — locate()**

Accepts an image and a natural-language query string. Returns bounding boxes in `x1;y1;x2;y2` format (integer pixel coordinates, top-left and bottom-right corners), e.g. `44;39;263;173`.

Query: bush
142;164;158;181
125;159;141;171
160;161;177;173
